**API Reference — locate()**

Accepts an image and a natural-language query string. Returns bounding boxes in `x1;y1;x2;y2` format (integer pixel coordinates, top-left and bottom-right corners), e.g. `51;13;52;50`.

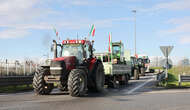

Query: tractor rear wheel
93;63;105;92
68;69;87;97
33;68;53;95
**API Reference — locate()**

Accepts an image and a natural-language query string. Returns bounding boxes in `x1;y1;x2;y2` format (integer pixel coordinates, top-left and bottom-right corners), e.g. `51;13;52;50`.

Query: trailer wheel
68;69;87;97
33;68;53;95
119;75;128;86
134;69;139;80
107;75;119;88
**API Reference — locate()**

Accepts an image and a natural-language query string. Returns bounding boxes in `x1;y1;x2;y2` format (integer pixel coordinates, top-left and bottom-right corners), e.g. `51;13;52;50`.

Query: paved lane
1;73;190;110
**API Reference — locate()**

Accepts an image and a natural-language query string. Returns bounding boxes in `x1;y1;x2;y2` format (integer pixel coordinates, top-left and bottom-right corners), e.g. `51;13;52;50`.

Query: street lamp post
132;10;137;56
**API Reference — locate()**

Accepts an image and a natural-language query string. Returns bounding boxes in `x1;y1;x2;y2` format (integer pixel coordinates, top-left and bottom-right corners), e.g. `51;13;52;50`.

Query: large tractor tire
68;69;87;97
33;68;53;95
134;69;140;80
92;62;105;92
140;67;145;76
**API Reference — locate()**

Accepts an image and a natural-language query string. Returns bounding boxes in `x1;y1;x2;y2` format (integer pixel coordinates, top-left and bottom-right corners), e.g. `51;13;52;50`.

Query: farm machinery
95;41;134;88
33;39;105;97
131;56;140;80
137;55;151;75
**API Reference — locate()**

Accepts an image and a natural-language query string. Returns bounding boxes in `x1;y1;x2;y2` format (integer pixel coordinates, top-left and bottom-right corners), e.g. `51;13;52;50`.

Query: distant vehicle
131;56;140;80
33;39;105;97
138;55;152;74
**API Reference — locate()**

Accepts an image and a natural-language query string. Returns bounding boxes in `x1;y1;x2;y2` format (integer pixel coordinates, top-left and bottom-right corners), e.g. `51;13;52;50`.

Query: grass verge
150;67;163;70
159;66;190;88
0;85;33;93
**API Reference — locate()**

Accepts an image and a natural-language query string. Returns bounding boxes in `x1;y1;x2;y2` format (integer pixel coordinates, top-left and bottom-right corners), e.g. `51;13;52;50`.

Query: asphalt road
1;73;190;110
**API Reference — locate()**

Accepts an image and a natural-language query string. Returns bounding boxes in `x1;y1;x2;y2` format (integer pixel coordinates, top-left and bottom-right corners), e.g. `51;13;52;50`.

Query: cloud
154;0;190;11
53;17;132;29
167;17;190;25
0;0;132;39
140;0;190;14
65;0;93;6
0;0;60;38
159;17;190;36
0;28;30;39
60;0;141;7
158;16;190;44
180;36;190;44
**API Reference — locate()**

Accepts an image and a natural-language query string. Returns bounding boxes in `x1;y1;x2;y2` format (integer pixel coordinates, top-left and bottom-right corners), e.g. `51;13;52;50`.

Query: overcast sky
0;0;190;60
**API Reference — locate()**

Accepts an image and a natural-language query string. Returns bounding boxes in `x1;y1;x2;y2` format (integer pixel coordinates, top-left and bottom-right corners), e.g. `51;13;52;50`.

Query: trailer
95;41;136;88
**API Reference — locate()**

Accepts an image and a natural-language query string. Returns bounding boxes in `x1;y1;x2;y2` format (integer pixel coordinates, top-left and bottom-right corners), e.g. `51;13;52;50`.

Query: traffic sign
160;58;173;69
160;46;174;57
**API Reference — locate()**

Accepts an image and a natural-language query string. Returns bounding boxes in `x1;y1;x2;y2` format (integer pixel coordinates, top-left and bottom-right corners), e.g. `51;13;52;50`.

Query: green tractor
95;41;132;88
111;42;125;64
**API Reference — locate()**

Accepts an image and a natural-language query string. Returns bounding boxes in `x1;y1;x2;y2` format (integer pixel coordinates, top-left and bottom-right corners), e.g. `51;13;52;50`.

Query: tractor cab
52;39;93;65
61;40;93;64
112;42;124;64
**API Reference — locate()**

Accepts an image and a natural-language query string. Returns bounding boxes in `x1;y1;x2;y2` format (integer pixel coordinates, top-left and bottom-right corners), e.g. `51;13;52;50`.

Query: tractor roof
112;41;123;46
62;40;91;45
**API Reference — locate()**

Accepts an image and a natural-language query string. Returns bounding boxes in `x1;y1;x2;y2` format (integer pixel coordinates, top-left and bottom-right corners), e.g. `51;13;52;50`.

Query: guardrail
0;76;33;87
155;70;166;86
156;71;165;81
178;74;190;86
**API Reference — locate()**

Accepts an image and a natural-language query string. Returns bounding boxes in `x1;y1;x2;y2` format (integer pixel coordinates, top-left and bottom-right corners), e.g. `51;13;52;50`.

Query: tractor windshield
62;44;83;60
112;45;120;58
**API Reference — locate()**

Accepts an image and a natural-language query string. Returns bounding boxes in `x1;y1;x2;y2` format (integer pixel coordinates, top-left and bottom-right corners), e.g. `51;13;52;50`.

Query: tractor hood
52;56;77;71
53;56;77;63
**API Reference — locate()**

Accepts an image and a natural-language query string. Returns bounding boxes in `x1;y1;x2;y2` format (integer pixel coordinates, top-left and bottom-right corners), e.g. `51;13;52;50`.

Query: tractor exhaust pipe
53;40;57;58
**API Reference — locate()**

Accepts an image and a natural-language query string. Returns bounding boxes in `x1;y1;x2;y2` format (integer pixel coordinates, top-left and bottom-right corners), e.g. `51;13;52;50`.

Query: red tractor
33;39;105;97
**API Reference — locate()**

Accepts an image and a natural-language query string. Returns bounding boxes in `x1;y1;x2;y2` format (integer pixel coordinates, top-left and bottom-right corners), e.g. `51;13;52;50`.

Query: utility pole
132;10;137;56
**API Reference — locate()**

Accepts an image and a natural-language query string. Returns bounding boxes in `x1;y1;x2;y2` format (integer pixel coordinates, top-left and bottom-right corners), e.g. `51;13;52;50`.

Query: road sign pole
166;48;168;79
160;46;174;79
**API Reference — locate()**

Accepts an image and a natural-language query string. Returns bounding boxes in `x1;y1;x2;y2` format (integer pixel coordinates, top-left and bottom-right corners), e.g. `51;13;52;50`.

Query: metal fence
0;61;39;76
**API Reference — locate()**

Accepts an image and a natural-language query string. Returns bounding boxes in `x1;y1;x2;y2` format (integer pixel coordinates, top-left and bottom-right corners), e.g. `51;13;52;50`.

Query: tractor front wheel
93;63;105;92
68;69;87;97
33;68;53;95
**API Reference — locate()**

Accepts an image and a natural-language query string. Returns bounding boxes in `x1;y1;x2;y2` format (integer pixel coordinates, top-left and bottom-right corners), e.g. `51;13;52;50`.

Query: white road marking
145;89;190;94
127;77;154;94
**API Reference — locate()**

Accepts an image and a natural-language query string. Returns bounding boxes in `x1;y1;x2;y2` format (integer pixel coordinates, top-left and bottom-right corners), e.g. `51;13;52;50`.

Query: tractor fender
89;58;102;72
87;58;102;88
